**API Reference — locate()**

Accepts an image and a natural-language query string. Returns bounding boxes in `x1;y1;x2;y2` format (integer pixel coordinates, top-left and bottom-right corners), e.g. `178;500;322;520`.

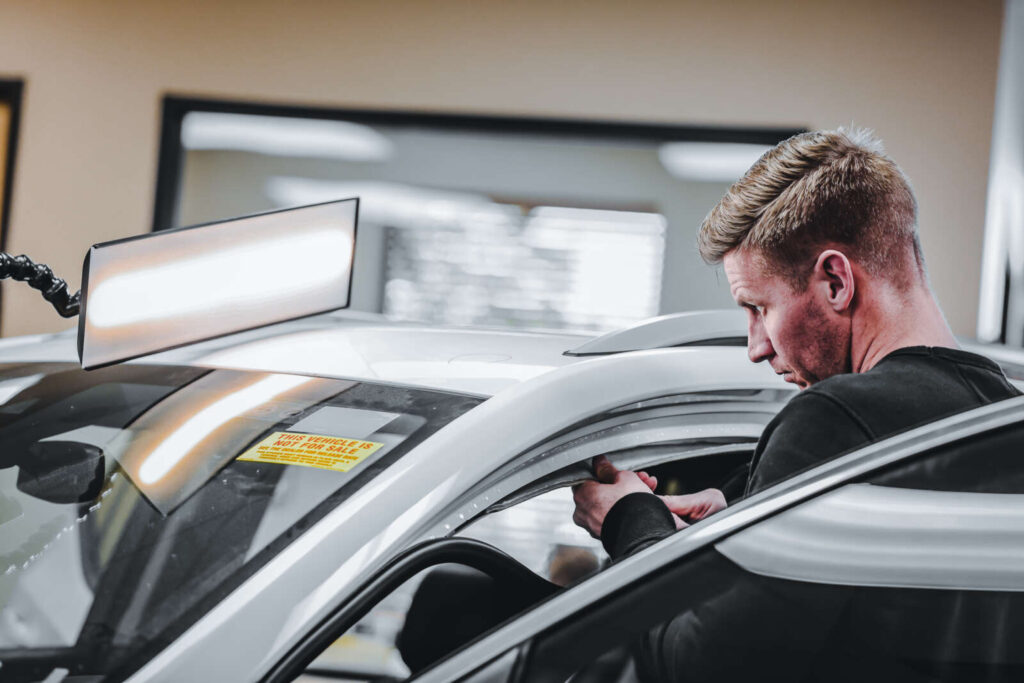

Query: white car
0;306;1022;683
3;197;1023;682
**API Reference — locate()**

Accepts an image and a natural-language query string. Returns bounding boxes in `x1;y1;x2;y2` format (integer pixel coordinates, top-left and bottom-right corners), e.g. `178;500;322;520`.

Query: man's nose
747;317;774;364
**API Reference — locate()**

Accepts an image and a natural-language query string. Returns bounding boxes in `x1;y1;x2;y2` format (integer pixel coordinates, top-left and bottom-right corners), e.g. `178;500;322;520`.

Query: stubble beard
798;303;852;387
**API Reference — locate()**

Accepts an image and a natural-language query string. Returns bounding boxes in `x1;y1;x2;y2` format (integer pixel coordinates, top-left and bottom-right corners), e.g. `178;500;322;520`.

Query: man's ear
813;249;855;313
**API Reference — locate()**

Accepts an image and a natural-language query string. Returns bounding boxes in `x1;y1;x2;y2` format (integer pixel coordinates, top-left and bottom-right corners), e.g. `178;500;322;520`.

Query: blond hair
698;128;921;288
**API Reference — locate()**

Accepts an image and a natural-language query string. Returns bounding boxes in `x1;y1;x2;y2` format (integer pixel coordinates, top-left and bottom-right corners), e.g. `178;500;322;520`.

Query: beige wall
0;102;9;224
0;0;1003;337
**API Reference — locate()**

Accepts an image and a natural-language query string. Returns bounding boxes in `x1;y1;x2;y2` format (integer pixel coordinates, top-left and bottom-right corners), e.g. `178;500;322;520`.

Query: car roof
0;309;770;397
0;310;591;397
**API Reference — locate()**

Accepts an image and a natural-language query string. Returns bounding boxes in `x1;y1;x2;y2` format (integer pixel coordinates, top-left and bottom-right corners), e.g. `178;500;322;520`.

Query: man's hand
572;456;656;539
661;488;728;523
572;456;729;539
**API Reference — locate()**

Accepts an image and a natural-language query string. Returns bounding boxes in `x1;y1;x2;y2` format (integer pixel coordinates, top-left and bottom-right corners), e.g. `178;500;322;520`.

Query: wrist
601;492;676;559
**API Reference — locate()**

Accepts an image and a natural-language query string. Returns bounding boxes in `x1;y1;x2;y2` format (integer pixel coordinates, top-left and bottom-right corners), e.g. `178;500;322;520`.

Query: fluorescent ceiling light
181;112;394;162
527;206;666;234
138;373;313;484
658;142;771;182
264;177;502;227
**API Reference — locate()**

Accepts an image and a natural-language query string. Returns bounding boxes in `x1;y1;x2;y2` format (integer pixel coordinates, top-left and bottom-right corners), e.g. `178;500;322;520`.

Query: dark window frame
152;94;804;233
0;79;23;335
0;78;21;254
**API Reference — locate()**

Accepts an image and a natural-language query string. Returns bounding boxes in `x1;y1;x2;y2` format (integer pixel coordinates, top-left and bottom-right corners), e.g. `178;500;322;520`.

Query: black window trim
152;94;804;233
0;78;23;335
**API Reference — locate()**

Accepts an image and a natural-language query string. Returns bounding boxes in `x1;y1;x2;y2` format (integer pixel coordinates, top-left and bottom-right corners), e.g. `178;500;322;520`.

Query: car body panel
718;483;1024;591
566;308;746;355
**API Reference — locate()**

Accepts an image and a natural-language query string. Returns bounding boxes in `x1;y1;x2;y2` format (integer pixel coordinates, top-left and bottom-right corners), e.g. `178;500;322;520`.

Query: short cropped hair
698;128;922;288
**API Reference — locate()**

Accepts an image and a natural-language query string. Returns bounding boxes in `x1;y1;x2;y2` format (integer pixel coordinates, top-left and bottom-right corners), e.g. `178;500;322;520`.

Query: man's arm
573;389;870;559
570;392;870;681
572;457;726;558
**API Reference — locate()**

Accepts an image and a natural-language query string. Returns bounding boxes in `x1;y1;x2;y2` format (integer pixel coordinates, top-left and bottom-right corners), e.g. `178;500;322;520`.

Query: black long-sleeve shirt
603;346;1019;556
599;346;1021;681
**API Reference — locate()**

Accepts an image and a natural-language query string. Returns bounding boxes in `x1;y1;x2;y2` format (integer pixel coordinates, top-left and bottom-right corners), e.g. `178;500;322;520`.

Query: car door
413;394;1024;683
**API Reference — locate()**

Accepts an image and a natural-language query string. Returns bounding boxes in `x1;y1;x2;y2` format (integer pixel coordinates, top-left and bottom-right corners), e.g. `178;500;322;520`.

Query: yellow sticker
237;431;384;472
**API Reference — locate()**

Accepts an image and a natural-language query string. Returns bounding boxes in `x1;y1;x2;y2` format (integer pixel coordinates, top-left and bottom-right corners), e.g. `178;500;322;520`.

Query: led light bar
78;198;358;369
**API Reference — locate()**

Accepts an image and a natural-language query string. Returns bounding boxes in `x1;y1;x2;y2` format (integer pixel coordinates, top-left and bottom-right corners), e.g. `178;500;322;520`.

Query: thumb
593;456;619;483
660;488;727;521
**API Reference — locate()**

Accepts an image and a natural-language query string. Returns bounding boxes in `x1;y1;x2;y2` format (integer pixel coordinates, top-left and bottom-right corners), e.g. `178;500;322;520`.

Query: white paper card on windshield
286;405;399;440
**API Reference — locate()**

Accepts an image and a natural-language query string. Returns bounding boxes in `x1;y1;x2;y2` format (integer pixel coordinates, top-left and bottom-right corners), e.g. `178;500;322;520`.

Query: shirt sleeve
747;389;873;495
602;390;872;560
601;492;677;559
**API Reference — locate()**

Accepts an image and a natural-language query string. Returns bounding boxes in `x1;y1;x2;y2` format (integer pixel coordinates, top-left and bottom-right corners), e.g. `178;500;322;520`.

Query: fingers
571;507;597;539
572;479;595;502
660;488;728;522
573;462;665;540
571;479;605;539
593;457;655;489
637;471;658;491
592;455;619;484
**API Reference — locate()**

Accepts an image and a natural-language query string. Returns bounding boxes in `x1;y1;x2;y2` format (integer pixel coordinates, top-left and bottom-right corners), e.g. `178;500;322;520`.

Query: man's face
723;248;850;389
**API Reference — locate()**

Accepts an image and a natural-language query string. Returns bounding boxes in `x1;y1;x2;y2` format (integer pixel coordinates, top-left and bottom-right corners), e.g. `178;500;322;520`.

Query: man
573;127;1020;558
569;129;1022;681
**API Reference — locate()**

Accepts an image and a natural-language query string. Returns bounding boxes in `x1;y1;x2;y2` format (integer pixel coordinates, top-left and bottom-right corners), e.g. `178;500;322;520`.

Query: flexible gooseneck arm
0;253;80;317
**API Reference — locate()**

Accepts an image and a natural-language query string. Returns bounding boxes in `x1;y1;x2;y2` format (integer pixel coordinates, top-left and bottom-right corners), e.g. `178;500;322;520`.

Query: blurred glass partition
382;206;664;331
156;98;801;332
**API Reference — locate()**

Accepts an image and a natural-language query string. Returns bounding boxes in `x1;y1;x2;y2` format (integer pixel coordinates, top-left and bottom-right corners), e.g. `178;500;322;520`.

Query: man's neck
850;284;958;374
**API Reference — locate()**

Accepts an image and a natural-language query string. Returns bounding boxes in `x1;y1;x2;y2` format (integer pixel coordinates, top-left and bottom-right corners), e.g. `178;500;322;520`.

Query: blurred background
0;0;1019;343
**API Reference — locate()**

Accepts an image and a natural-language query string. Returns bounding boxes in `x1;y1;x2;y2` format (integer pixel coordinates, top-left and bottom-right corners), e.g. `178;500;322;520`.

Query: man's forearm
601;492;678;558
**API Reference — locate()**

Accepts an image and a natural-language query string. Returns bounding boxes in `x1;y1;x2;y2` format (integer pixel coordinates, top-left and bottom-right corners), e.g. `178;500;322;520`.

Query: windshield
0;362;482;680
